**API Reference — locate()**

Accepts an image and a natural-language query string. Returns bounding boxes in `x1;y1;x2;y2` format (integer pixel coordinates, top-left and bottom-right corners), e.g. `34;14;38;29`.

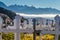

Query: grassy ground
1;32;55;40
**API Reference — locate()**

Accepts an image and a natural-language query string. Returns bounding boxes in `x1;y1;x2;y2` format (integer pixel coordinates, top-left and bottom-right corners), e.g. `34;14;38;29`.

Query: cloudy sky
0;0;60;10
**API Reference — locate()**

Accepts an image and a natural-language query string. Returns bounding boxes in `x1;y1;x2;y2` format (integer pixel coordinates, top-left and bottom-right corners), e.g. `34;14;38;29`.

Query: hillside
0;7;16;20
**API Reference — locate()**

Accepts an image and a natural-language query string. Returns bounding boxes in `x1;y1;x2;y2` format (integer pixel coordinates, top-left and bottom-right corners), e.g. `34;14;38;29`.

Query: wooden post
15;15;20;40
40;33;42;40
55;15;59;40
0;17;3;40
33;18;36;40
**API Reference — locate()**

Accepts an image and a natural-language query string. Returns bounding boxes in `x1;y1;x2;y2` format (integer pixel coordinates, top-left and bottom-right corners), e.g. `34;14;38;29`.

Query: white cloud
16;13;60;18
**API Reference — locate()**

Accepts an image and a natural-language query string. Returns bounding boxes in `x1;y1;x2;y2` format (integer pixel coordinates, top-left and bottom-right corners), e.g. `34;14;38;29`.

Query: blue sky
0;0;60;10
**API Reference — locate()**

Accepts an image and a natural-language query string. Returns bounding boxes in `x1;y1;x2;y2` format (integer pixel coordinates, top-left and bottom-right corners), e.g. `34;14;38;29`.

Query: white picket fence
0;15;60;40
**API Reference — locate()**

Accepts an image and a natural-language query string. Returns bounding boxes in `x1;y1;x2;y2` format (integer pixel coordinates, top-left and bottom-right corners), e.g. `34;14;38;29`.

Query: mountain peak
0;1;7;8
0;1;60;14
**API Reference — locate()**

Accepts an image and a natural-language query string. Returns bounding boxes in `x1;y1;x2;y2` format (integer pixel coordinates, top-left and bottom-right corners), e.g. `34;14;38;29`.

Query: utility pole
33;18;36;40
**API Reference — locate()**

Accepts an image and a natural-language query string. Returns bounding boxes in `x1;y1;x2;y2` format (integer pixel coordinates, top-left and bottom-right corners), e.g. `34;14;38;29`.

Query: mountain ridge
0;1;60;14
